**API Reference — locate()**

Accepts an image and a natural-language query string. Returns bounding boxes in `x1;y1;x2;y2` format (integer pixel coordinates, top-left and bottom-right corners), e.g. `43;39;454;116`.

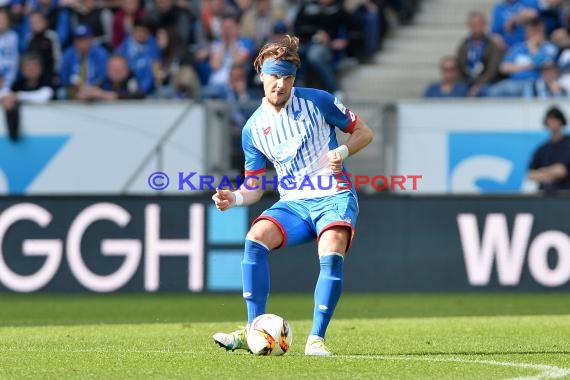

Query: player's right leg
213;219;281;352
213;203;313;352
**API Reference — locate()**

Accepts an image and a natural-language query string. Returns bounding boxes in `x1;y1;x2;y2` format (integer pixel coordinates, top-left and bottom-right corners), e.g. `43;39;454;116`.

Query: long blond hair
253;35;301;73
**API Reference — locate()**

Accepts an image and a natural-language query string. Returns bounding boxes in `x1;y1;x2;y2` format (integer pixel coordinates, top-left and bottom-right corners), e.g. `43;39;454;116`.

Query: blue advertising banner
448;132;547;192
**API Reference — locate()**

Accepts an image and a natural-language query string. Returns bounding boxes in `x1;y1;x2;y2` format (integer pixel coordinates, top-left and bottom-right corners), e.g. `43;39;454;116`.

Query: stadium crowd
0;0;420;105
425;0;570;99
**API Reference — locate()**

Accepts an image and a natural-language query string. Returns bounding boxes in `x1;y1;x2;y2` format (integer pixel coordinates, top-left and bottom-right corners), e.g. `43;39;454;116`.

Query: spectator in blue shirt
424;56;469;98
486;17;558;97
523;60;568;98
76;55;144;101
0;8;19;94
492;0;539;49
59;24;109;99
202;12;254;99
115;18;160;96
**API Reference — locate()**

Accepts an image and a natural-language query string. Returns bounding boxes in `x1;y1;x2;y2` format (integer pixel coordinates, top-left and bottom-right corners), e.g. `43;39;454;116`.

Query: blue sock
310;254;344;338
242;239;270;323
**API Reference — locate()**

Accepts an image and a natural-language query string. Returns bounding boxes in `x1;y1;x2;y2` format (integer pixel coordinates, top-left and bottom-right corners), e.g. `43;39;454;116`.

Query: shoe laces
310;338;327;349
231;326;248;347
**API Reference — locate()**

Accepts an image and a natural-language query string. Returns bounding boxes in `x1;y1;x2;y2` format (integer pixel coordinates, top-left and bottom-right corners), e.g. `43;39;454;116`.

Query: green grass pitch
0;293;569;379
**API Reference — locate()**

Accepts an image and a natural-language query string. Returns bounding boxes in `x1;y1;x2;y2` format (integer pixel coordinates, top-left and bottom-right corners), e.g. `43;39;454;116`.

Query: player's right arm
212;115;267;211
212;176;265;211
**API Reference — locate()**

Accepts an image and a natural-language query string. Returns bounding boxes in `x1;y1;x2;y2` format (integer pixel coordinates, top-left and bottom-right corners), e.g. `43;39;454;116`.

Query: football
247;314;293;356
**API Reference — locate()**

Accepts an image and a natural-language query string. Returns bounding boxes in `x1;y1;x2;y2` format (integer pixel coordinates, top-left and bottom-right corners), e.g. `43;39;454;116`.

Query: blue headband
261;59;297;77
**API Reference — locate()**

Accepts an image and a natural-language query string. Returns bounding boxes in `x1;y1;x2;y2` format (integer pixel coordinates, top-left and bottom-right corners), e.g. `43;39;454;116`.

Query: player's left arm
310;88;374;170
328;118;374;173
341;118;374;156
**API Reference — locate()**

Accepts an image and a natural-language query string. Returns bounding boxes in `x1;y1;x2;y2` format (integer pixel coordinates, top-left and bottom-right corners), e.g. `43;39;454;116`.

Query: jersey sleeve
242;125;266;176
311;89;358;133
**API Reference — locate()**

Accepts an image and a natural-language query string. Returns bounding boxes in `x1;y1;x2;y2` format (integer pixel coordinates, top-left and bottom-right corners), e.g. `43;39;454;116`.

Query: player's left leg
305;191;358;356
305;227;350;356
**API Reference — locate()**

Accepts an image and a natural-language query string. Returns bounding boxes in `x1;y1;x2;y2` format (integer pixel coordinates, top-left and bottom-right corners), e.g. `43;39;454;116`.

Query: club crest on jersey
263;126;271;135
292;109;302;121
273;135;303;163
334;97;347;113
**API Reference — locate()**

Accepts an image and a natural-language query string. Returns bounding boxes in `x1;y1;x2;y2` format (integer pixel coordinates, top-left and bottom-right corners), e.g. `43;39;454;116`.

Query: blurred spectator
201;0;236;42
486;17;558;97
557;48;570;93
294;0;349;96
100;0;123;11
523;60;568;98
70;0;113;50
60;24;109;99
25;11;61;87
22;0;72;51
491;0;539;49
195;0;233;85
345;0;380;64
232;0;253;14
154;26;200;99
550;0;570;48
225;62;261;115
225;63;262;169
271;19;289;41
386;0;416;25
111;0;147;50
0;9;19;94
240;0;276;52
536;0;565;38
457;10;503;97
1;53;53;141
76;55;144;100
9;1;26;41
115;18;160;96
147;0;198;47
528;106;570;192
202;12;254;99
424;56;469;98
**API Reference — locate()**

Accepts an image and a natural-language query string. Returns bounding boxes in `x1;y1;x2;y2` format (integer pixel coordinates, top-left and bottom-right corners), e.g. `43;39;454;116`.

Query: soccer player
212;35;374;356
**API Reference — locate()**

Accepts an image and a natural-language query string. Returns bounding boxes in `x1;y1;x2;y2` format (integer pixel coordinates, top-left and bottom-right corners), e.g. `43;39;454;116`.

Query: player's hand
212;189;235;211
328;150;343;174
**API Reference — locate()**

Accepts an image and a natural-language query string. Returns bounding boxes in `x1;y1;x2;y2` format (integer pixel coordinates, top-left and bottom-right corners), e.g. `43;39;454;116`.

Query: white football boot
304;335;332;356
213;326;249;352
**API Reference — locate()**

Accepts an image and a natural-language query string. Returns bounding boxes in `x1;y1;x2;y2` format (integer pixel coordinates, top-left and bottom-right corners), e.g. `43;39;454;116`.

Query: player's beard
267;96;286;108
267;90;291;108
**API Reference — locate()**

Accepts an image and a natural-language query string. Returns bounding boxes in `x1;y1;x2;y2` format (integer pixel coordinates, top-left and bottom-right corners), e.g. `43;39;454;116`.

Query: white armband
234;191;244;206
334;145;350;160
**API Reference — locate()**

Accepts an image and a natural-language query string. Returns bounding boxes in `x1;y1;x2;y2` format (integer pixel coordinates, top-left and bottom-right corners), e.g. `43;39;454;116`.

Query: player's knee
246;219;284;250
318;227;351;256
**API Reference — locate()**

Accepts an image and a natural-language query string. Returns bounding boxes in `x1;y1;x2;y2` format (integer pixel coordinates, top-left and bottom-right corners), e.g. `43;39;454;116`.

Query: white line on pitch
338;355;570;380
